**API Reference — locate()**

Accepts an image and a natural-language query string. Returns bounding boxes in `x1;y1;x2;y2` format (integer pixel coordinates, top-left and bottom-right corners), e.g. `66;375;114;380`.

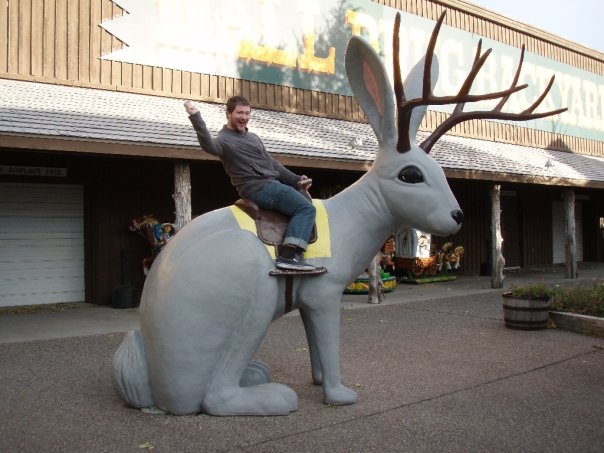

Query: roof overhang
1;79;603;188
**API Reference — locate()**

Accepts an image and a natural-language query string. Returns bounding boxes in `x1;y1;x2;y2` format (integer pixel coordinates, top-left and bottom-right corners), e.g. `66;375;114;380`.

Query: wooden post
490;185;505;288
173;161;192;232
562;189;578;279
367;252;384;304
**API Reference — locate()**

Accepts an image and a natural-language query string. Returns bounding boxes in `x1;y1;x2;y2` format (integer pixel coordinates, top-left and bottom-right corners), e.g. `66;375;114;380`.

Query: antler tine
392;12;404;105
476;44;559;118
418;37;567;153
405;33;527;113
393;12;411;152
393;10;566;154
395;11;446;152
421;106;568;152
521;74;556;115
397;12;521;143
493;45;525;112
422;11;446;99
456;43;491;99
420;84;568;153
451;39;484;116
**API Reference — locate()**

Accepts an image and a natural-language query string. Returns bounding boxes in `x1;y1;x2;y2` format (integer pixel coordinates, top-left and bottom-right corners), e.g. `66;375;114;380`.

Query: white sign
0;166;68;177
100;0;604;141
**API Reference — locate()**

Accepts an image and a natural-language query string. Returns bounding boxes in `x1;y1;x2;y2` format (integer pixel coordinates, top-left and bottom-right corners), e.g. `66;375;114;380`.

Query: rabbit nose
451;209;464;225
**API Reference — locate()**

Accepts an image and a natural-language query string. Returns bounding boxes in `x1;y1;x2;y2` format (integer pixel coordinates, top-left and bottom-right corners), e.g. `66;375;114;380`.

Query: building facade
1;0;603;307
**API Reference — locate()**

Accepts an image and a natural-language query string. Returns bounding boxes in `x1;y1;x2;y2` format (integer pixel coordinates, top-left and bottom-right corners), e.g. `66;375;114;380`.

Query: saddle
234;192;326;306
234;190;318;248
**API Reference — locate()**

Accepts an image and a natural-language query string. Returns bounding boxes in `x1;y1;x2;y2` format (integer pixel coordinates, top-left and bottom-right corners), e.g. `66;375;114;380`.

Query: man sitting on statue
184;97;319;272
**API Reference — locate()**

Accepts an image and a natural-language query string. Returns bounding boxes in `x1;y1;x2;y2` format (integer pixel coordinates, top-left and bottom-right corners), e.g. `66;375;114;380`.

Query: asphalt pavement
1;264;603;452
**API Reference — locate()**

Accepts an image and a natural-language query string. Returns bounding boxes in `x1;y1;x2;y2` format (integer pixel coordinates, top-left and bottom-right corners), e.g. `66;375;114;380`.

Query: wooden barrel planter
502;293;552;330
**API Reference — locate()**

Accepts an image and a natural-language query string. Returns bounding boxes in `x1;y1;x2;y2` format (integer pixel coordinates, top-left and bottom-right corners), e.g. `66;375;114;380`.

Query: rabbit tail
112;330;155;409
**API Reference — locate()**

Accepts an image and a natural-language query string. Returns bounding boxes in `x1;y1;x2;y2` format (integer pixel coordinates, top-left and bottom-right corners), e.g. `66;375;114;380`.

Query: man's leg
248;182;318;271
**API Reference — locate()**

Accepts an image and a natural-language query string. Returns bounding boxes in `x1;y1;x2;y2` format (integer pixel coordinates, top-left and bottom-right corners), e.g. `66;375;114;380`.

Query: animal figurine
113;11;564;416
129;215;176;275
380;236;396;273
436;242;464;272
448;245;465;271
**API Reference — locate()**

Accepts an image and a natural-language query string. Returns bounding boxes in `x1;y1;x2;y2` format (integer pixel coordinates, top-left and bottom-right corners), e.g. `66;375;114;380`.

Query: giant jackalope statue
113;11;565;416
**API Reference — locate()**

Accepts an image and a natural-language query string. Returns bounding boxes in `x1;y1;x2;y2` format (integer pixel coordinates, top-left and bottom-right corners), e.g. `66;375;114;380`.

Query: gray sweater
189;112;300;198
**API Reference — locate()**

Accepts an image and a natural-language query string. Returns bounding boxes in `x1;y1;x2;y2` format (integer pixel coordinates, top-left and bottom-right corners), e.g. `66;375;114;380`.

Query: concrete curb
550;311;604;338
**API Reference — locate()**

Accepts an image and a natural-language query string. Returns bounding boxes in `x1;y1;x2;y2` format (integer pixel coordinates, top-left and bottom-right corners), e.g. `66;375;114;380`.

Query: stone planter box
549;311;604;338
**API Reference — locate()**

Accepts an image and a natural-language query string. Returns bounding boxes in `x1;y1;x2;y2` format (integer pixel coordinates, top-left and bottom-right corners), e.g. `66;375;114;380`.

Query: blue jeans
248;181;316;250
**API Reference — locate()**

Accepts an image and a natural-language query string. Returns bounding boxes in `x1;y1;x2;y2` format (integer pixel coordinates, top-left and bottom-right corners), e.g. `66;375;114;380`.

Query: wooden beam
562;189;578;279
173;161;192;231
490;184;504;288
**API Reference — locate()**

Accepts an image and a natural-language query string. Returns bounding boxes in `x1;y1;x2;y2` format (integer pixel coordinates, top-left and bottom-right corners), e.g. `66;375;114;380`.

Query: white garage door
0;183;85;307
552;201;583;264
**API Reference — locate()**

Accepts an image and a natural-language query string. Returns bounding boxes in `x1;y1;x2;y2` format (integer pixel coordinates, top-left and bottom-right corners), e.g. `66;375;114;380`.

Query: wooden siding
439;180;569;274
521;188;554;266
0;148;238;304
501;194;522;267
1;0;602;156
2;148;600;302
581;192;604;261
440;180;492;274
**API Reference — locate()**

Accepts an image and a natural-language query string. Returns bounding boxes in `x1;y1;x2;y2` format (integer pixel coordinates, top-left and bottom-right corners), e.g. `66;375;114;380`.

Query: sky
466;0;603;53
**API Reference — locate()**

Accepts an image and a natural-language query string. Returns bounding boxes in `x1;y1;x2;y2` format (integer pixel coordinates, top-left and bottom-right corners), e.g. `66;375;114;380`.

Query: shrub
506;283;553;301
551;282;604;318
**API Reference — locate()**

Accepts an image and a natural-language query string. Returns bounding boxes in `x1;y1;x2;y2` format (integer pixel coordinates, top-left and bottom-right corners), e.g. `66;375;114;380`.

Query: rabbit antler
392;11;568;154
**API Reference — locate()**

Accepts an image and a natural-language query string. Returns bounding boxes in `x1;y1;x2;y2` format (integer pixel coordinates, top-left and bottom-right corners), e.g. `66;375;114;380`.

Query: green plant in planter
502;283;553;330
551;282;604;317
505;283;554;301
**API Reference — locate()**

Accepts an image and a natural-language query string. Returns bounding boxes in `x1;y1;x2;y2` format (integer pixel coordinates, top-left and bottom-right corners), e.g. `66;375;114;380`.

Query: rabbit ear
345;36;395;144
403;54;439;144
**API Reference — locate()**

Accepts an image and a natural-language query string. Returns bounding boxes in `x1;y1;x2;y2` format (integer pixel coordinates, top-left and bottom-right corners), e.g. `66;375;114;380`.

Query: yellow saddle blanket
229;199;331;259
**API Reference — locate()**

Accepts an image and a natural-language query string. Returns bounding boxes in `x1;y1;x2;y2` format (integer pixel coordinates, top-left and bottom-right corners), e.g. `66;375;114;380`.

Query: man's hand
298;175;312;190
184;100;199;115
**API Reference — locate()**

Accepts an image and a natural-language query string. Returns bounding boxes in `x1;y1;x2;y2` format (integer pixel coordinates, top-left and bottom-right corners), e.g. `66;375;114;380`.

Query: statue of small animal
113;11;565;416
437;242;465;272
129;215;175;275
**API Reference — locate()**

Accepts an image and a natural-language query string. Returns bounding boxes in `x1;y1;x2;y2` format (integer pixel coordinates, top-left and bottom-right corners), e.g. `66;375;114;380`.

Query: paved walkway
1;262;600;344
1;264;603;452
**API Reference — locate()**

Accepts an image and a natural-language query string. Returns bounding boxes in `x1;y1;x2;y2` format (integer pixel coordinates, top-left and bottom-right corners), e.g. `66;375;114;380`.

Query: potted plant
502;283;553;330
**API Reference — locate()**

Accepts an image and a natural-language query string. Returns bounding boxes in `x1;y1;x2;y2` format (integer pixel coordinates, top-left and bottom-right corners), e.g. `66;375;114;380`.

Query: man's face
226;104;251;133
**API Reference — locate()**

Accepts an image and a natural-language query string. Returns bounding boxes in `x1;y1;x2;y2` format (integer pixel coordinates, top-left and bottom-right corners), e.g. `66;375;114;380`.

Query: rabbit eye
398;166;424;183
